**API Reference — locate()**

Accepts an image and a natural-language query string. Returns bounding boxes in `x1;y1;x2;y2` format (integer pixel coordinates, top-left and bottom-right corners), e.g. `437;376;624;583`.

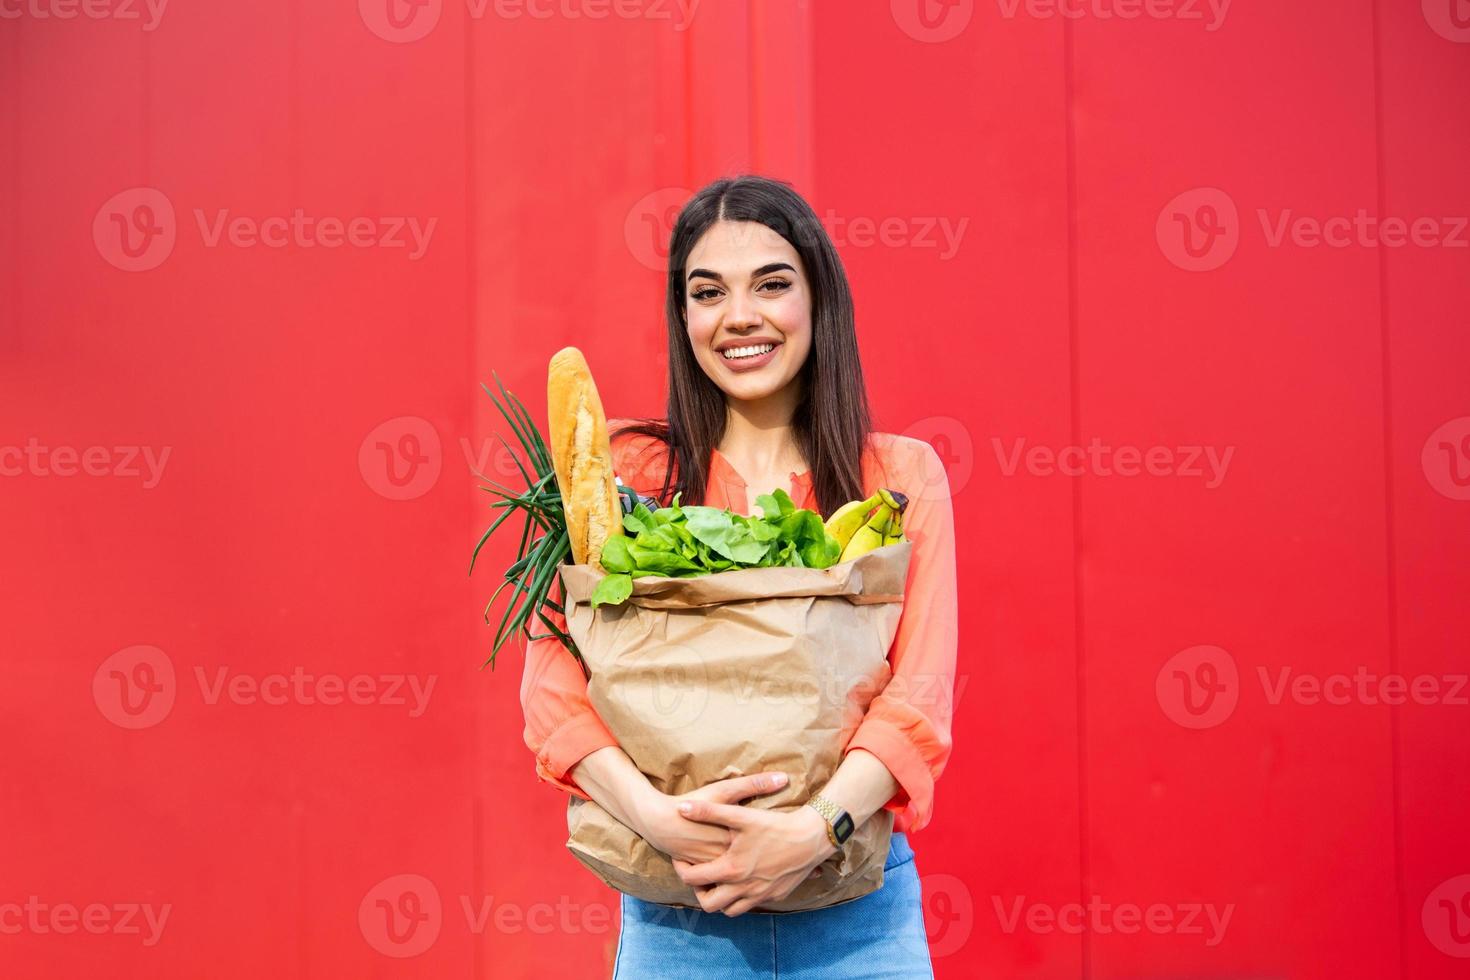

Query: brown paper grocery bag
557;542;912;914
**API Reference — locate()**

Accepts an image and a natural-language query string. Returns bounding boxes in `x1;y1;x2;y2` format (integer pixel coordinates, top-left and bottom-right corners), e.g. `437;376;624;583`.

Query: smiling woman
515;175;956;978
618;177;876;522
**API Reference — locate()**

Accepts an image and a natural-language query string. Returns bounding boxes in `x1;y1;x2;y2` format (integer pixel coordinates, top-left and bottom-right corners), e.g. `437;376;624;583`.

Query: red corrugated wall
2;1;1467;977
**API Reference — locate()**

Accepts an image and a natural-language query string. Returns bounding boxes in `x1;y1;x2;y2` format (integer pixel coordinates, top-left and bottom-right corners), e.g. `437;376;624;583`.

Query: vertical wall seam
1367;0;1406;976
682;24;695;188
288;3;306;971
288;0;300;205
748;0;762;173
801;0;815;202
1061;14;1092;980
8;29;19;345
465;6;484;977
140;18;151;184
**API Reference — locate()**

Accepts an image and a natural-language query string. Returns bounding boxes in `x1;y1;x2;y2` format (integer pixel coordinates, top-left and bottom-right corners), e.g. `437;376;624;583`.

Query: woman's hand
670;801;837;917
631;771;792;866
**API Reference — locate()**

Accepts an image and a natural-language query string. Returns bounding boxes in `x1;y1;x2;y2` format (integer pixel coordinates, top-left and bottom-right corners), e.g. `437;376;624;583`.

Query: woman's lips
719;343;782;374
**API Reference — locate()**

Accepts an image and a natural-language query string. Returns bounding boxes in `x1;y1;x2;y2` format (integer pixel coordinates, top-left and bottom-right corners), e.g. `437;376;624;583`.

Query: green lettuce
589;489;841;609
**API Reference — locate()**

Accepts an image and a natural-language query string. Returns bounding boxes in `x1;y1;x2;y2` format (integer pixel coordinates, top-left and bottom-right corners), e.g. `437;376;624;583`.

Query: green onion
472;373;584;672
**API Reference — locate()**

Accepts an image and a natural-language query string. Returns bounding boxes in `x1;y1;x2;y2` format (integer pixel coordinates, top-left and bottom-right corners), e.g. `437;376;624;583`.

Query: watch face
833;811;855;844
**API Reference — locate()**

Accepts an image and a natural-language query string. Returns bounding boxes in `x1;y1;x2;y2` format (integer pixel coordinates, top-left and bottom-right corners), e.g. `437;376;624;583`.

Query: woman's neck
718;383;807;476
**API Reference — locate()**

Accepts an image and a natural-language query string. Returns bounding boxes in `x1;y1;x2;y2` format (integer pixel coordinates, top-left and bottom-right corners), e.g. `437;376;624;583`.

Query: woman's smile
718;340;784;373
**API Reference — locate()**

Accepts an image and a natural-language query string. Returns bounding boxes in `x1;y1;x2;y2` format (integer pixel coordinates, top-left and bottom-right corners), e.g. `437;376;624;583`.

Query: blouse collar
708;447;815;509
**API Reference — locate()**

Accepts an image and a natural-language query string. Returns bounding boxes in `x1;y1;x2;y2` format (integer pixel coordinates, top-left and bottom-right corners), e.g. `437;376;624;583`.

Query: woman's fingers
723;896;760;918
677;799;755;829
673;854;741;888
694;882;744;914
699;771;788;805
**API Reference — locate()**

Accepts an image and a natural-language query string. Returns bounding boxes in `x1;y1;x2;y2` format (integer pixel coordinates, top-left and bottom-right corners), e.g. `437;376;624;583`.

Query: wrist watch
805;792;855;848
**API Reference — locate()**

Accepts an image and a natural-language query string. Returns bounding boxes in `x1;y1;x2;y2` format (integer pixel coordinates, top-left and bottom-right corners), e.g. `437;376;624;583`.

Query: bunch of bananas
824;488;909;562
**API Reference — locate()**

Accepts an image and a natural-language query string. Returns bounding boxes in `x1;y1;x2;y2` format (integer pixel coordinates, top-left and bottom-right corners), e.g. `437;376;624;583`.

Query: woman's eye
691;280;788;302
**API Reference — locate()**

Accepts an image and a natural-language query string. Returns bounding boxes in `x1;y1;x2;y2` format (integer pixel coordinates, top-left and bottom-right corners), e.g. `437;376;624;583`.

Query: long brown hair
617;175;873;517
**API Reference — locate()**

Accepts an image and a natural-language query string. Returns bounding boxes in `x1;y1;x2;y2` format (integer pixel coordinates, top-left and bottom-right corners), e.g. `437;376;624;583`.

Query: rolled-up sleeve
843;439;959;833
519;598;619;799
517;420;662;798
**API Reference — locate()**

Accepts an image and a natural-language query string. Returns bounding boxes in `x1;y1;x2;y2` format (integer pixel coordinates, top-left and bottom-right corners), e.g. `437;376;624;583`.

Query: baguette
547;347;623;568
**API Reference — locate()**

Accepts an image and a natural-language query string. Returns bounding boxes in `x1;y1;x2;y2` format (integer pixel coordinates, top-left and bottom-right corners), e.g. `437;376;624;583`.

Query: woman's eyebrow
686;262;795;283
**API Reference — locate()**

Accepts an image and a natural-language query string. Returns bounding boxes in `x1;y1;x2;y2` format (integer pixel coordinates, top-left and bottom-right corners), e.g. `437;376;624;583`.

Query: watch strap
805;793;855;847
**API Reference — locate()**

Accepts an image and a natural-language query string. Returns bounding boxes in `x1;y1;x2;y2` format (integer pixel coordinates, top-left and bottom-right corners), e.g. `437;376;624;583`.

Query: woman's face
682;220;813;405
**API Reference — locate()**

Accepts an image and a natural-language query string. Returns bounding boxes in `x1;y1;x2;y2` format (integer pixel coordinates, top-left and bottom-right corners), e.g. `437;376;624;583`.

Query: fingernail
678;802;692;814
771;773;788;787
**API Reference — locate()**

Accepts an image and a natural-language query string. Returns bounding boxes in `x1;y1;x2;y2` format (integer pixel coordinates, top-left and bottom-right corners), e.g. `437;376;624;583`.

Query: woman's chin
715;378;788;404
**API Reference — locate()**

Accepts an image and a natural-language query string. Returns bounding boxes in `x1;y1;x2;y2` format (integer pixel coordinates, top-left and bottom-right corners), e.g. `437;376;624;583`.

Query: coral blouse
518;421;959;833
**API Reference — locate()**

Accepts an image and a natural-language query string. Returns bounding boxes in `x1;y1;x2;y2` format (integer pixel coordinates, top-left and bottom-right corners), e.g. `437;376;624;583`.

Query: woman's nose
725;289;761;328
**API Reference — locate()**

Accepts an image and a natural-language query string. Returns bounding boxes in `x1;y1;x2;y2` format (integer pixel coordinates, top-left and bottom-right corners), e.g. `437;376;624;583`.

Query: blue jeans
612;832;934;979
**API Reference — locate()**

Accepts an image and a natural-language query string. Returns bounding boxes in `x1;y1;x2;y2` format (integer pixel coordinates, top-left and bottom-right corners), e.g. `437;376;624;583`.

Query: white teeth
722;343;777;360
